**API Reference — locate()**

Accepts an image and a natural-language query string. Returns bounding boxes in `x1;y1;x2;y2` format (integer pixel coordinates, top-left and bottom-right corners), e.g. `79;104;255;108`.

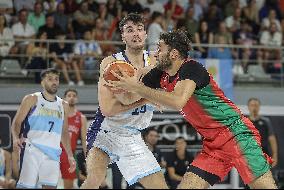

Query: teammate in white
81;13;168;189
11;68;76;189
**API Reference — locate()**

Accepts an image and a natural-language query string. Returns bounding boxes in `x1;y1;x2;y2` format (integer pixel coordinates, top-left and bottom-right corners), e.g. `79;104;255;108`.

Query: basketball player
81;13;168;189
60;89;87;189
110;30;277;189
11;68;76;189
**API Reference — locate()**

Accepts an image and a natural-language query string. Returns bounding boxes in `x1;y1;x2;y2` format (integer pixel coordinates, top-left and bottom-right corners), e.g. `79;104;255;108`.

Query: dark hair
40;68;60;80
0;14;7;27
45;13;54;19
18;8;28;16
35;30;47;47
247;97;261;105
64;89;78;97
160;30;192;59
151;11;162;21
119;13;145;32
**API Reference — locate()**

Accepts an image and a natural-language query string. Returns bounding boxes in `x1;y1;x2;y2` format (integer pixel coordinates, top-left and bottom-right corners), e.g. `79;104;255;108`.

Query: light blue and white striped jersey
22;92;64;161
0;149;5;177
101;51;154;134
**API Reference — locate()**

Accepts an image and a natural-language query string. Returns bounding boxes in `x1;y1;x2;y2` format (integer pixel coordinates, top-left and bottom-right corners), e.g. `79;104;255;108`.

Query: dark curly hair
160;30;192;59
119;13;145;33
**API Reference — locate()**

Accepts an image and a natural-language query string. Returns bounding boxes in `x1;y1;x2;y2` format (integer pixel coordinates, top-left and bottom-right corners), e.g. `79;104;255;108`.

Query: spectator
106;0;122;18
25;31;48;83
166;137;194;189
53;2;74;39
261;9;281;31
194;20;213;58
242;0;260;34
50;33;84;86
38;13;62;39
14;0;36;13
73;1;95;39
74;30;102;77
139;0;165;14
144;128;166;168
92;17;115;55
247;98;278;168
87;0;99;13
183;7;199;40
225;7;242;33
215;21;233;45
186;0;203;21
2;144;19;182
259;0;281;22
259;22;282;71
207;35;232;59
63;0;79;15
0;148;16;189
234;20;258;72
27;2;46;32
203;2;223;33
43;0;59;13
122;0;143;14
164;0;184;20
0;14;16;58
225;0;240;17
147;12;165;51
12;9;36;67
0;0;14;25
0;148;4;179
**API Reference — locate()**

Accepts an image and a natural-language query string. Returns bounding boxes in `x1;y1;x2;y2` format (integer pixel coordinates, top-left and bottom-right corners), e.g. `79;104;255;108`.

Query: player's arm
11;94;37;149
99;56;148;116
100;56;142;105
110;62;209;111
61;101;76;172
80;114;87;156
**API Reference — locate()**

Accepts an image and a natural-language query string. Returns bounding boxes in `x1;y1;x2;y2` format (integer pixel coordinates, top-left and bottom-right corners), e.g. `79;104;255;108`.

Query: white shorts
93;129;161;185
17;142;60;188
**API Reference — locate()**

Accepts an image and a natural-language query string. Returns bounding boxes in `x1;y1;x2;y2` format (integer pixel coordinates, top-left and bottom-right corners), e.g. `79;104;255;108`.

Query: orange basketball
103;60;135;82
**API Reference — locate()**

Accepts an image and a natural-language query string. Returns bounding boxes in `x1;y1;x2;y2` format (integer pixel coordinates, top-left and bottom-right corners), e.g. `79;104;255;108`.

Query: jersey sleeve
142;67;163;89
263;117;275;136
179;61;210;89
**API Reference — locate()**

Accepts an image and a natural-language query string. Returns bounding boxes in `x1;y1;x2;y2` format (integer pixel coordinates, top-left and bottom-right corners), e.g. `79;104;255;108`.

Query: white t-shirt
12;22;35;45
0;27;15;56
139;0;165;14
260;31;282;46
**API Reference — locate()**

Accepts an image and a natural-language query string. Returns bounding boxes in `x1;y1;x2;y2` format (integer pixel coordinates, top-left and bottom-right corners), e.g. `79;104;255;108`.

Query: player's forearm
135;84;185;111
61;128;73;157
114;92;142;105
11;121;21;140
101;98;147;116
269;135;278;158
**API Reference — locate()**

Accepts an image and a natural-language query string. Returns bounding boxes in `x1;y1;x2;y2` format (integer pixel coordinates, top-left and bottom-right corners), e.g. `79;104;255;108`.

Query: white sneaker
77;81;85;86
68;81;75;86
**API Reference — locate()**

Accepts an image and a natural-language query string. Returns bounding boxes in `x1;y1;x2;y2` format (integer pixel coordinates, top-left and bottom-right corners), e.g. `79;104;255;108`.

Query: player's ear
121;33;126;43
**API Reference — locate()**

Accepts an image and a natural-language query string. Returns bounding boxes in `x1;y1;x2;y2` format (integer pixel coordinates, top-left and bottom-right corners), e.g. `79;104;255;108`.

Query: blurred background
1;0;284;189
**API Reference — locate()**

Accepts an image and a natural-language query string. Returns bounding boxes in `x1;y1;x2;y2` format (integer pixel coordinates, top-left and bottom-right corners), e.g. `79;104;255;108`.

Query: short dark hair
160;30;192;59
248;97;261;105
40;68;60;80
64;89;78;97
119;13;145;32
144;128;158;136
151;11;162;21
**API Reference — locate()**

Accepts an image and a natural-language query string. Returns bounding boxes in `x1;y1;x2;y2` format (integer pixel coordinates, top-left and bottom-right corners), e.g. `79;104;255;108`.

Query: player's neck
69;106;77;115
176;149;186;159
167;58;186;76
42;91;56;102
125;47;144;56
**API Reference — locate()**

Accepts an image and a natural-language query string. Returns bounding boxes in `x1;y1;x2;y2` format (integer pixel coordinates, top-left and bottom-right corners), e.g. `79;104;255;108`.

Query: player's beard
156;52;172;71
45;84;58;95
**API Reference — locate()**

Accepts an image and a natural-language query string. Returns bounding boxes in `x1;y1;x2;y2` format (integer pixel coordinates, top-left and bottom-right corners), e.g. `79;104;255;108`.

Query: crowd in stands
1;0;284;84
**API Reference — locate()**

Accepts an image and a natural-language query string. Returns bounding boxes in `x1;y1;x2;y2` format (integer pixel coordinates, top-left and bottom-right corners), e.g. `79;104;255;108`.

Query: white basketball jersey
22;92;64;161
102;51;154;133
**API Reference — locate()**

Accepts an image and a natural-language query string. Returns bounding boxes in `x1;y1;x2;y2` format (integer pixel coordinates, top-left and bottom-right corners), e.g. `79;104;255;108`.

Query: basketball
103;60;135;82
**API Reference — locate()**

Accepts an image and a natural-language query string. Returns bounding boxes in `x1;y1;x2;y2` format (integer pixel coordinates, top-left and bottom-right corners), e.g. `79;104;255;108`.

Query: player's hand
108;66;141;92
272;155;278;167
68;156;76;173
13;135;25;150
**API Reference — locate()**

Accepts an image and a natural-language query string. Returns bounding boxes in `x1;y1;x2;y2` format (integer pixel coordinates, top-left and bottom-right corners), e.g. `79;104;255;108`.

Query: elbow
173;100;187;111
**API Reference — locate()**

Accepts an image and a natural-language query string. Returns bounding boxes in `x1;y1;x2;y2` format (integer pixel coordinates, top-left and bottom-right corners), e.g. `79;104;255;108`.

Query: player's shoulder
260;116;272;124
22;93;38;104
